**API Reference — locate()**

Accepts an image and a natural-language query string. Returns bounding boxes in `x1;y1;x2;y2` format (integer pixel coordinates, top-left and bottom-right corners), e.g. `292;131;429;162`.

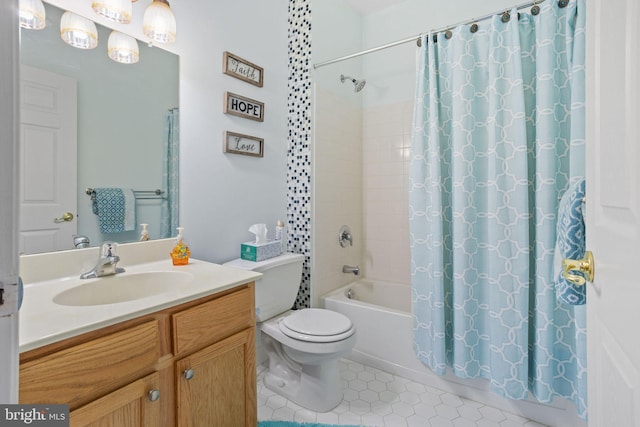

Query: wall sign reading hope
224;92;265;122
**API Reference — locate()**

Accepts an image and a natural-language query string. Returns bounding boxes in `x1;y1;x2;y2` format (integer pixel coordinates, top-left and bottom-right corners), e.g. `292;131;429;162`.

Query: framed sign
223;51;264;87
224;92;264;122
224;131;264;157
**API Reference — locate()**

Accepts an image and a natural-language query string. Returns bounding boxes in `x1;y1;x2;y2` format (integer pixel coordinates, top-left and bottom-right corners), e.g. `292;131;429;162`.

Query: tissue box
241;240;282;262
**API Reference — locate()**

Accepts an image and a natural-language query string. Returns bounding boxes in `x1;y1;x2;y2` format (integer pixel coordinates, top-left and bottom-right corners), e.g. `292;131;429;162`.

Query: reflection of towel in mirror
92;188;136;234
554;179;586;305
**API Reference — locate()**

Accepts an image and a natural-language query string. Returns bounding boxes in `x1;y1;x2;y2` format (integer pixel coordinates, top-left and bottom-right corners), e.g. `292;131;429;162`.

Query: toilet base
263;352;343;412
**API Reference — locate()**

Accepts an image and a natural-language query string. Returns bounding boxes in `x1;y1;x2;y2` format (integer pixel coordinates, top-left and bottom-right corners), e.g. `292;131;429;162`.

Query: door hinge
0;288;4;305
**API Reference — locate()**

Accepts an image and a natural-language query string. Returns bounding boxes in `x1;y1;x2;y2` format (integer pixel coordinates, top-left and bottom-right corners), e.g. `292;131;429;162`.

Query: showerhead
340;74;366;92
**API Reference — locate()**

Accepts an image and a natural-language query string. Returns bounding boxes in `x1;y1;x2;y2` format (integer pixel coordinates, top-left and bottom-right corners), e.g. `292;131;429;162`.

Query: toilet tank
223;253;304;322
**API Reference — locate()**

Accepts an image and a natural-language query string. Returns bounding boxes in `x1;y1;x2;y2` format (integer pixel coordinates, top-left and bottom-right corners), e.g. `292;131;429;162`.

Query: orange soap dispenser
170;227;191;266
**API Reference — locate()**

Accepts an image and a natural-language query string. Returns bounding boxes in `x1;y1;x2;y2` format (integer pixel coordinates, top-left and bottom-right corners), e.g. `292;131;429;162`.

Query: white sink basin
53;271;195;306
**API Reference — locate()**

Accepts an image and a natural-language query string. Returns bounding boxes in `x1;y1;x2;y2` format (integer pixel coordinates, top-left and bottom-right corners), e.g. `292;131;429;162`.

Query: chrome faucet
342;265;360;276
73;234;90;249
80;242;125;279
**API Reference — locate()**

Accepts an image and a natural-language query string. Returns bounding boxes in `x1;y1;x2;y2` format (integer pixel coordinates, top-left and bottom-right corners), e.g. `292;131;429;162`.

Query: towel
554;179;586;305
92;188;136;234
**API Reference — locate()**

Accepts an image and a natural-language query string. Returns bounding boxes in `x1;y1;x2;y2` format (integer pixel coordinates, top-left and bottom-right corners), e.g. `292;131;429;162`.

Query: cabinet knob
148;389;161;402
183;369;195;380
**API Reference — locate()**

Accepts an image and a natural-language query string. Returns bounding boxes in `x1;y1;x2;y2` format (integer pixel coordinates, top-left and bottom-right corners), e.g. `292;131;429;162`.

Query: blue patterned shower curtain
409;0;586;419
160;107;179;238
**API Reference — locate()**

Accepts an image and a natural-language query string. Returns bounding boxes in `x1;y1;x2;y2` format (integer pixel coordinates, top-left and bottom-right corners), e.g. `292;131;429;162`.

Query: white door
20;65;78;254
586;1;640;425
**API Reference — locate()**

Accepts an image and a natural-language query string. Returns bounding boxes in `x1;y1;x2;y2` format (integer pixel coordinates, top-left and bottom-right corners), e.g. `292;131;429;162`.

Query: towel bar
85;188;165;200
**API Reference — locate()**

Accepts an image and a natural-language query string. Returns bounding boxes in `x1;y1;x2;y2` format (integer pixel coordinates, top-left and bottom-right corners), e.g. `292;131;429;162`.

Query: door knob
562;250;595;285
53;212;74;223
183;369;194;380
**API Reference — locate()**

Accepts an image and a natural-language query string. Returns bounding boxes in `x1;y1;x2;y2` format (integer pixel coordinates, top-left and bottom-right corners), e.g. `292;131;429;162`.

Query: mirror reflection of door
20;65;77;253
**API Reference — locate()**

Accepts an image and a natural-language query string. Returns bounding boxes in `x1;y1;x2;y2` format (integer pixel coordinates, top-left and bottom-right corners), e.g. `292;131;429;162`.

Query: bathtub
322;279;586;427
323;279;417;372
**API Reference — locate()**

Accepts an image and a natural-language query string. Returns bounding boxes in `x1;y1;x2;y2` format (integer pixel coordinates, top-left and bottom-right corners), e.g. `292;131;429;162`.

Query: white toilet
223;253;356;412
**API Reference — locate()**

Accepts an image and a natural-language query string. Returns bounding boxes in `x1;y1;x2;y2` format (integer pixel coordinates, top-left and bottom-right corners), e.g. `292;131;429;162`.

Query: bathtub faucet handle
342;265;360;276
338;225;353;248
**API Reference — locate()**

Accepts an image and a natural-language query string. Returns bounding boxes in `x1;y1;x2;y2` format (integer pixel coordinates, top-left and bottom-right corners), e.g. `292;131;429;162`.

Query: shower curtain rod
313;0;547;69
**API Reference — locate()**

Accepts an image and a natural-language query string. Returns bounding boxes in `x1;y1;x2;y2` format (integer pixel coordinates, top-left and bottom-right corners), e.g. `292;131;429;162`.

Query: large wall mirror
19;2;179;254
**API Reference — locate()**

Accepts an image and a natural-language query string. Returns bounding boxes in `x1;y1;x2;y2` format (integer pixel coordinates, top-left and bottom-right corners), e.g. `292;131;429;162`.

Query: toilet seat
278;308;355;343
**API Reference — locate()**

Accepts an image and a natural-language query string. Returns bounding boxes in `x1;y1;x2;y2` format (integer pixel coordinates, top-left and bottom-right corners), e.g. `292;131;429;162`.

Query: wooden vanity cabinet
19;282;257;427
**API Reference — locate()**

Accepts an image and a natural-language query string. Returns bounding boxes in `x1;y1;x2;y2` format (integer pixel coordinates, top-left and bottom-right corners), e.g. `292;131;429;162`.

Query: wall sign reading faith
223;51;264;87
224;92;264;122
224;131;264;157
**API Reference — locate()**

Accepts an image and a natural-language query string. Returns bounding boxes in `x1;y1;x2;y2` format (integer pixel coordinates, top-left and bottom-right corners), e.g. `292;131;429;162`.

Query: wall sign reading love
223;131;264;158
224;92;264;122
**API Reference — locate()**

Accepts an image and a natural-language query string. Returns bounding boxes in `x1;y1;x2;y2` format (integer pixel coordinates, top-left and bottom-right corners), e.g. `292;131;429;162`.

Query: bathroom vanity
18;239;260;427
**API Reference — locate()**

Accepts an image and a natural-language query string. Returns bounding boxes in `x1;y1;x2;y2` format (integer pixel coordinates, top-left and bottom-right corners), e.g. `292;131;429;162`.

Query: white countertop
19;240;261;353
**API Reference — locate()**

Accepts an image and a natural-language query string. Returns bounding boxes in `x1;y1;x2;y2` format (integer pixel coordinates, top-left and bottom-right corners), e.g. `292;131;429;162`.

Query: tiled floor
257;358;548;427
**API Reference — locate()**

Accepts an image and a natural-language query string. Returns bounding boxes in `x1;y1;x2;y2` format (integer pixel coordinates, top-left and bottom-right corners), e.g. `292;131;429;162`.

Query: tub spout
342;265;360;276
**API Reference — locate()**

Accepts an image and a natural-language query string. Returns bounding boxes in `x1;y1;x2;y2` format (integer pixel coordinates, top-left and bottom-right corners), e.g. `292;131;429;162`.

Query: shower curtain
409;0;586;419
160;107;180;238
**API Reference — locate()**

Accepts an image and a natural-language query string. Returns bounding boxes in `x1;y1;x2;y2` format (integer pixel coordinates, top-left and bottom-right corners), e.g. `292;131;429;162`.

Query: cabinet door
175;328;256;427
69;372;161;427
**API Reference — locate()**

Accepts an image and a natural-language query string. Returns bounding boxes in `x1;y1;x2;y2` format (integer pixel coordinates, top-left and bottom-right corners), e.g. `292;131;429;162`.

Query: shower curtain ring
470;21;478;33
558;0;569;8
531;2;541;15
501;11;511;23
444;28;452;39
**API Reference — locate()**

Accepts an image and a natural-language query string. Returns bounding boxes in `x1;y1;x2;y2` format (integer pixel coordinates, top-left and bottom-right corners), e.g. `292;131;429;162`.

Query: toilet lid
279;308;354;343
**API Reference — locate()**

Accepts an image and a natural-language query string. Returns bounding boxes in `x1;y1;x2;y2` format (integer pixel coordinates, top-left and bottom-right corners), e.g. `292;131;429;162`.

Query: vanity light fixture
92;0;132;24
142;0;176;44
60;11;98;49
108;30;140;64
19;0;46;30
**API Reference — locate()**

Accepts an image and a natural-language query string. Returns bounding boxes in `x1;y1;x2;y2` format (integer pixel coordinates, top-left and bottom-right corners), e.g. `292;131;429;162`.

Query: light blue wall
20;3;179;245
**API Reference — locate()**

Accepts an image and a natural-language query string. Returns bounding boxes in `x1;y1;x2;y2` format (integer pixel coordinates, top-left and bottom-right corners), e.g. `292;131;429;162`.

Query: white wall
362;0;519;107
311;0;364;307
45;0;290;263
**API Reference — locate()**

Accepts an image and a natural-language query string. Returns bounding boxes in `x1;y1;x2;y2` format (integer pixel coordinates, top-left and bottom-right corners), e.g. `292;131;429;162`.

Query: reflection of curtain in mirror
161;107;179;238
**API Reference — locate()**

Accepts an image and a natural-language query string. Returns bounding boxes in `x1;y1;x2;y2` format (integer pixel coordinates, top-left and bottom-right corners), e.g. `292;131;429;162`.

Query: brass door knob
53;212;74;223
562;250;595;285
